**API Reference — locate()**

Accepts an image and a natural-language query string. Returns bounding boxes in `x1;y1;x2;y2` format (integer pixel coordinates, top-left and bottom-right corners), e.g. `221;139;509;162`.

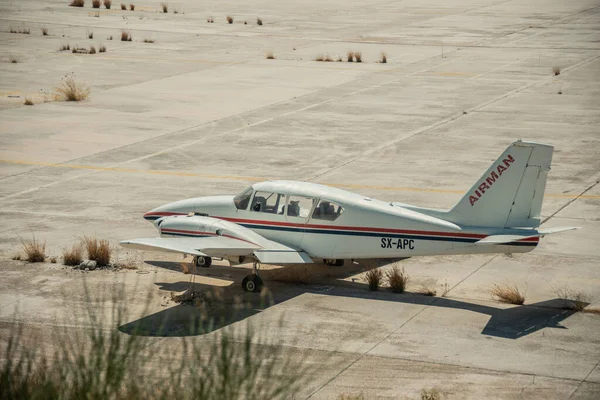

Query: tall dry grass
386;265;409;293
55;73;90;101
364;268;382;291
21;236;46;262
490;282;525;305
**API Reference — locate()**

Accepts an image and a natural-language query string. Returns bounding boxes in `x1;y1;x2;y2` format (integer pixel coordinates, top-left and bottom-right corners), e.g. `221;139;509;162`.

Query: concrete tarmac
1;0;599;398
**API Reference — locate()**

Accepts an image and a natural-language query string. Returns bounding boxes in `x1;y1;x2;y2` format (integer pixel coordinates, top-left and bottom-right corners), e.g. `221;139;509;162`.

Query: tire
241;274;263;293
195;256;212;268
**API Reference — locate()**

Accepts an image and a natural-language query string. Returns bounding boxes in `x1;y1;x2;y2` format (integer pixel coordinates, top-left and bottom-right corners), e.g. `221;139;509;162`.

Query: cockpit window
287;196;315;219
251;191;286;214
312;200;344;221
234;187;253;210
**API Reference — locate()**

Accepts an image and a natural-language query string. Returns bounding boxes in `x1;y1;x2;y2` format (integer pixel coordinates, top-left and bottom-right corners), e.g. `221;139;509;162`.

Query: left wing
120;236;259;257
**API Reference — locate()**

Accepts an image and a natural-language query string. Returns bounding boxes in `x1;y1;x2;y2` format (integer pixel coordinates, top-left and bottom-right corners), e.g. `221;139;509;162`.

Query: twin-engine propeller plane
121;141;577;293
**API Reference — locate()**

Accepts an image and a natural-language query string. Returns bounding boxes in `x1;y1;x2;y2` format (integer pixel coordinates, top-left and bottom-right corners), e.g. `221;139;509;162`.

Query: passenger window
287;196;315;219
312;200;344;221
251;191;285;214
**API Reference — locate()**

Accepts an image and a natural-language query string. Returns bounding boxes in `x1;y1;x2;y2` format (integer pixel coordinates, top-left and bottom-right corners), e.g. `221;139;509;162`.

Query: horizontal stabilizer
475;226;580;245
254;250;313;264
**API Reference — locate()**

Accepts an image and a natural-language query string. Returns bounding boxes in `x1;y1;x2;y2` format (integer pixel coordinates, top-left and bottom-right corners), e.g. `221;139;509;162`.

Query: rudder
448;140;553;228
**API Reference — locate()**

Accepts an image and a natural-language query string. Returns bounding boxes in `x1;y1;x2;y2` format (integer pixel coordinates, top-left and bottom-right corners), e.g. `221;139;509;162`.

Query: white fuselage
143;184;538;261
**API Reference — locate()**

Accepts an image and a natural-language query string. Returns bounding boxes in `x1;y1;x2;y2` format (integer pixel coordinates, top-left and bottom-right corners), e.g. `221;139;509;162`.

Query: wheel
324;259;344;267
241;274;263;293
195;256;212;268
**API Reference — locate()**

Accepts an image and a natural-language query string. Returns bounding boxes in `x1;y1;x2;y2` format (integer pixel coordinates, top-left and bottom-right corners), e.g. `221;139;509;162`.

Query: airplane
121;140;577;293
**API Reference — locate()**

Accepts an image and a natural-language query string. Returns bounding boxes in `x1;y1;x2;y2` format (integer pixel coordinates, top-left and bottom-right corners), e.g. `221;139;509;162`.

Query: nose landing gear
241;262;263;292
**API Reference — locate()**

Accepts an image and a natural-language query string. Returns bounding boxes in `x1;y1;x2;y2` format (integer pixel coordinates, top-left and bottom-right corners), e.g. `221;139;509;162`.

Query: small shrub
92;0;100;8
417;284;437;296
386;266;409;293
226;15;233;24
257;17;262;25
490;282;525;305
99;44;106;52
129;4;134;10
103;0;112;9
354;51;362;62
69;0;85;7
552;66;560;75
143;38;154;43
421;387;441;400
55;73;90;101
82;236;111;267
121;30;131;41
346;51;354;62
41;27;48;36
87;30;93;39
380;52;387;63
89;46;96;54
265;51;275;59
161;2;168;13
121;3;126;10
556;287;591;311
59;44;70;51
9;55;19;63
24;98;33;106
50;257;57;264
315;54;324;62
62;244;83;266
21;236;46;263
364;268;383;291
11;254;21;261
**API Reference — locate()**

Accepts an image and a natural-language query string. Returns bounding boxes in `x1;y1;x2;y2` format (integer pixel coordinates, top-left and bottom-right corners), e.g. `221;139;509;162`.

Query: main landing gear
241;262;263;293
323;259;344;267
194;256;212;268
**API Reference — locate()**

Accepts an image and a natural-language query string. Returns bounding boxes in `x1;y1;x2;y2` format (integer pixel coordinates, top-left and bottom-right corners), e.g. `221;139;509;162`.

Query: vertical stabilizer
448;141;553;228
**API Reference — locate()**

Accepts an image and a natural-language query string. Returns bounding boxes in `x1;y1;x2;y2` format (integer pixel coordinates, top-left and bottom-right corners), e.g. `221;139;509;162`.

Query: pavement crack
542;180;599;225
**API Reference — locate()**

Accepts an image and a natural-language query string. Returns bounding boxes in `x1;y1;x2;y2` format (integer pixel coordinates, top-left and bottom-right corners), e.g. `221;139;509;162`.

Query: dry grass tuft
490;282;525;305
59;44;70;51
386;266;409;293
354;51;362;62
121;3;126;10
121;30;132;41
99;44;106;52
315;54;324;62
323;54;333;62
207;17;214;23
336;55;343;62
87;30;93;39
173;8;178;14
81;236;111;267
129;4;135;11
364;268;383;291
24;98;33;106
50;257;57;264
380;52;387;63
265;51;275;59
107;35;113;40
11;254;21;261
421;387;441;400
10;27;30;34
21;236;46;263
552;66;560;75
55;73;90;101
555;287;591;312
346;51;354;62
143;38;154;43
41;27;49;36
257;17;263;25
103;0;112;9
62;244;84;266
9;54;19;63
226;16;234;24
417;284;437;296
89;46;96;54
72;46;88;54
92;0;100;8
69;0;85;7
161;2;168;13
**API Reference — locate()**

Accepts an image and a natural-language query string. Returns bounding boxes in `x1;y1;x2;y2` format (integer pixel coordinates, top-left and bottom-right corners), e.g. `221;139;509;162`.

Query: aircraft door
285;195;316;248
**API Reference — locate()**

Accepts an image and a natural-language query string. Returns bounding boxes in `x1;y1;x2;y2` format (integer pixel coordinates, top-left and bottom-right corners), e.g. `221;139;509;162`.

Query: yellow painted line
1;159;598;199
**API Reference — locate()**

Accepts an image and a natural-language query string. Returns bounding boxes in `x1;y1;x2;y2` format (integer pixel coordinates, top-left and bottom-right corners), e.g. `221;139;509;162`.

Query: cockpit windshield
233;187;253;210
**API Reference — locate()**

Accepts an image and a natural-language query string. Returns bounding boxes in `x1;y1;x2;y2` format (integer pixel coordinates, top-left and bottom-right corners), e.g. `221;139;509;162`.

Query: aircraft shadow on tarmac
119;261;582;340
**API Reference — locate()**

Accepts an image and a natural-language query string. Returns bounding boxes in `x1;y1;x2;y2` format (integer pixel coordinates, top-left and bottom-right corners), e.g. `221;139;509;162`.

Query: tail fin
448;140;553;228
